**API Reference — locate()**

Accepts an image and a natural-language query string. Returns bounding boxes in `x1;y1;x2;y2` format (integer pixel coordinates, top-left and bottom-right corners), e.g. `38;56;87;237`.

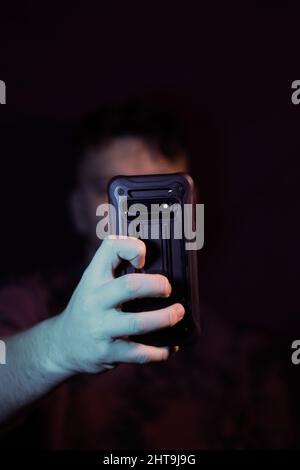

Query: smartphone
108;173;200;346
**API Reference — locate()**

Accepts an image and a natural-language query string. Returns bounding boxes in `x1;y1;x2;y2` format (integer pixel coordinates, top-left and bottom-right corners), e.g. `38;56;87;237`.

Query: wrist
39;314;75;380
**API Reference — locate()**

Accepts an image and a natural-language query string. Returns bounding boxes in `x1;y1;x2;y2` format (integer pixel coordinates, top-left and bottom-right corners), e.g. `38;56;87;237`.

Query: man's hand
0;236;184;423
52;236;185;374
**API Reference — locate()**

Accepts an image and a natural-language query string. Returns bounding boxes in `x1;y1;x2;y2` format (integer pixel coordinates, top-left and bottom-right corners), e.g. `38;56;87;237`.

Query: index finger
88;236;146;283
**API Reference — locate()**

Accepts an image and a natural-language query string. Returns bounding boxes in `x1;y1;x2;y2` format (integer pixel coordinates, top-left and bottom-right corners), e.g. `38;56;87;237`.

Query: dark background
0;1;300;440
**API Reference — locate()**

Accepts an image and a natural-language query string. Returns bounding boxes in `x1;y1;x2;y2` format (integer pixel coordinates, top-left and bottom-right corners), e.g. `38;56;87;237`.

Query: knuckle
167;305;181;327
157;275;170;296
136;239;146;257
137;352;150;364
159;349;169;361
123;274;141;294
128;316;140;334
98;340;111;359
168;307;175;327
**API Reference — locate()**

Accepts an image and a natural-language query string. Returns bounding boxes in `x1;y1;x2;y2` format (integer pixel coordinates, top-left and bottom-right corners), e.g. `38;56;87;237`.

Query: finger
110;339;171;364
100;273;171;308
108;303;185;338
88;236;146;283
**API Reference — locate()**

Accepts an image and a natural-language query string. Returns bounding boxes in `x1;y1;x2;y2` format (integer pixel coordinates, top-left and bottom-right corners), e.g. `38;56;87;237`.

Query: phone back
108;173;200;346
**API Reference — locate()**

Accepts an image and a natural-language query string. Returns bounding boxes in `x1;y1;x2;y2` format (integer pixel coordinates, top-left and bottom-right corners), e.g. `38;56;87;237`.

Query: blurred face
70;136;188;252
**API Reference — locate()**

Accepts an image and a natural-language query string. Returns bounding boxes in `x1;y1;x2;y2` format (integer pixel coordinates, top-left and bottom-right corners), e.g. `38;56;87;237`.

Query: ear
69;189;89;235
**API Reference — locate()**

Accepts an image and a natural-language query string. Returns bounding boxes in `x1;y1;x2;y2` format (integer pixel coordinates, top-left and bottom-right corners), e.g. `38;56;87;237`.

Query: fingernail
175;303;185;320
169;345;180;355
165;280;172;297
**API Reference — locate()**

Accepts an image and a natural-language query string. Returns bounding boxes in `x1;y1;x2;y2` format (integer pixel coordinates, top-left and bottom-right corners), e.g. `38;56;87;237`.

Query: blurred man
0;101;189;448
69;102;188;260
0;101;294;449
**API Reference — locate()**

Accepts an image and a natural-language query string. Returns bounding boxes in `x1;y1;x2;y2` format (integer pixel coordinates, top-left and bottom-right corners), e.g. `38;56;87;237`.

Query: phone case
108;173;200;346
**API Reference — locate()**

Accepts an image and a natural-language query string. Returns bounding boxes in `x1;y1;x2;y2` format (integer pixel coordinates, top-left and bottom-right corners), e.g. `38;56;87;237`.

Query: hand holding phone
108;173;200;346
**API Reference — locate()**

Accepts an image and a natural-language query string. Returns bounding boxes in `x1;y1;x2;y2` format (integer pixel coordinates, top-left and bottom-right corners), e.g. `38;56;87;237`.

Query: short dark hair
72;99;190;168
